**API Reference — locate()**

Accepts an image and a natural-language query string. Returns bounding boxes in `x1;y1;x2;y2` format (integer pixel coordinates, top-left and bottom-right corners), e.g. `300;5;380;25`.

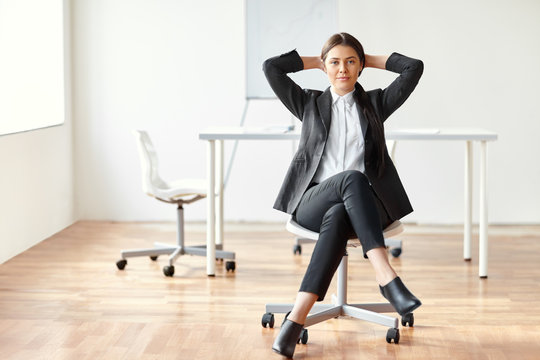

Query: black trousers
294;170;393;301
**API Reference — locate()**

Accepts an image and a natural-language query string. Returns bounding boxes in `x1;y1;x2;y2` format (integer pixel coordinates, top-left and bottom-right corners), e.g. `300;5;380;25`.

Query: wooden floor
1;222;540;359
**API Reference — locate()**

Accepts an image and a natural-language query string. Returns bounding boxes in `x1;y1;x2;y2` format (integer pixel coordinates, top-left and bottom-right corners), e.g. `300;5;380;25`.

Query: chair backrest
132;130;167;196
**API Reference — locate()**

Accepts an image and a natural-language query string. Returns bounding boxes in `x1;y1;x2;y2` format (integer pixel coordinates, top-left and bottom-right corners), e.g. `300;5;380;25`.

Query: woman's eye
348;60;355;64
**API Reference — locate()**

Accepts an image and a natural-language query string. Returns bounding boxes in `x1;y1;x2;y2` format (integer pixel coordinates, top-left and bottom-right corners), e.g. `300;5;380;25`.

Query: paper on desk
393;128;440;134
243;125;295;133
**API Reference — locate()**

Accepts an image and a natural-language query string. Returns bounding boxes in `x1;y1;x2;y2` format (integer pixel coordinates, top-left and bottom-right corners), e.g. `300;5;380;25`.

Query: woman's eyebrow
329;56;358;60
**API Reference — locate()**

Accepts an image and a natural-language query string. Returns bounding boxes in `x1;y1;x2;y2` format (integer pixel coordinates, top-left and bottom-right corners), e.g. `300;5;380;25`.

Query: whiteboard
246;0;337;99
0;0;65;136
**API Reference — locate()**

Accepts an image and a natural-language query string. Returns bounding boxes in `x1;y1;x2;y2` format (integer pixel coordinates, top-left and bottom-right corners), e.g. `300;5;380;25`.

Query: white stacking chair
116;130;235;277
262;218;412;344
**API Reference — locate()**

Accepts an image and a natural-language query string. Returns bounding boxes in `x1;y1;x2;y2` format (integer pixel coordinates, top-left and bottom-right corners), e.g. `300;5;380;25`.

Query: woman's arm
364;54;390;70
366;53;424;121
300;56;325;71
263;50;310;120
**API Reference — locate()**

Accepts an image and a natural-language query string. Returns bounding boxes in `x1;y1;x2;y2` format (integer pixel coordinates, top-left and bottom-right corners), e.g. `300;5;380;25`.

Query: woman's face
323;45;362;96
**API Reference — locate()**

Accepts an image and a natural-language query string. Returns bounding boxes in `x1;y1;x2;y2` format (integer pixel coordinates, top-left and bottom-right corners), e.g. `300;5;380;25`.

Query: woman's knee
342;170;368;183
339;170;370;192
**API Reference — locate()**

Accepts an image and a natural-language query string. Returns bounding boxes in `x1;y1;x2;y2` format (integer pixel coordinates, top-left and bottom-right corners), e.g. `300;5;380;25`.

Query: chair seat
151;178;207;201
286;217;404;247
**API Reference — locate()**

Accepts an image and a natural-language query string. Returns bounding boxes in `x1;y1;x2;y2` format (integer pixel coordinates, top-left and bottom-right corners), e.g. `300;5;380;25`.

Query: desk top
199;126;498;141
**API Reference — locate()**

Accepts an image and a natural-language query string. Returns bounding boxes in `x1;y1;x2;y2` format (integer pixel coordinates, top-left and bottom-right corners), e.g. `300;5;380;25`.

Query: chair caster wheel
297;329;308;344
225;261;236;272
261;312;275;328
386;328;400;344
150;256;158;261
116;259;127;270
391;248;402;257
401;312;414;327
293;244;302;255
163;265;175;277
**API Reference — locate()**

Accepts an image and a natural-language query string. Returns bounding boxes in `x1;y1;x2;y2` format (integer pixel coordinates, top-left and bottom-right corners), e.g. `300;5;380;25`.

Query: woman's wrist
364;54;390;70
300;56;324;71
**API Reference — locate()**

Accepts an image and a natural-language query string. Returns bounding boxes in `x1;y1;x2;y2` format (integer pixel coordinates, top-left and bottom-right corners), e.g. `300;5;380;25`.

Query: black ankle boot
379;277;422;315
272;319;303;358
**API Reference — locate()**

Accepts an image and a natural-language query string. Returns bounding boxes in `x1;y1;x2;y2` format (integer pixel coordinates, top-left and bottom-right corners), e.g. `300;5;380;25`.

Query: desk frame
200;127;497;278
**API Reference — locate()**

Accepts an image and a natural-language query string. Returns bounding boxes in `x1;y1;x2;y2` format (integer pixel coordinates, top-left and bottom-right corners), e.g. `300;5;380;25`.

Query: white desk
199;127;498;278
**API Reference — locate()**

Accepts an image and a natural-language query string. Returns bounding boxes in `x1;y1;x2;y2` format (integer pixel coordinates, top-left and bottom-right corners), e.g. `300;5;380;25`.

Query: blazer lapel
316;87;332;136
356;103;368;138
354;84;369;138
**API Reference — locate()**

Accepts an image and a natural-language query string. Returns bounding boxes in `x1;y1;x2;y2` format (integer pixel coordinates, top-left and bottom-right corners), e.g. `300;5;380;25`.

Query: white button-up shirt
313;88;366;183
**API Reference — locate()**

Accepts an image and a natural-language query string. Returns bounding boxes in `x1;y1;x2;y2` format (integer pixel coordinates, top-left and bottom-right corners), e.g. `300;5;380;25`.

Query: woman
263;33;424;358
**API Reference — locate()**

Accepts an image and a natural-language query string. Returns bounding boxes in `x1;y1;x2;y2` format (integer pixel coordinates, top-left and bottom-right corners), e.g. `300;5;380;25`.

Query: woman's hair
321;32;386;176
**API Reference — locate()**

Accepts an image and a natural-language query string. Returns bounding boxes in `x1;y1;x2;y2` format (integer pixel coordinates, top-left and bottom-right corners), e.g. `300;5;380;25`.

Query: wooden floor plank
1;222;540;359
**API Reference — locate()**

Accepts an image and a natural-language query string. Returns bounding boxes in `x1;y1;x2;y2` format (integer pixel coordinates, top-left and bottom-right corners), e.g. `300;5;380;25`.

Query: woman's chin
332;85;355;95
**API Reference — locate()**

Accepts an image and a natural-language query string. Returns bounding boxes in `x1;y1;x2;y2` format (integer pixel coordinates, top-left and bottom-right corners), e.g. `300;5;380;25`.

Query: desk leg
216;140;224;248
464;141;472;261
479;141;488;278
206;140;216;276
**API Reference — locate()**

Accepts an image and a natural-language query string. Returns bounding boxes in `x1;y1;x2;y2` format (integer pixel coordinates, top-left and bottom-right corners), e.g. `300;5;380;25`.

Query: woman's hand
301;56;325;71
364;54;390;70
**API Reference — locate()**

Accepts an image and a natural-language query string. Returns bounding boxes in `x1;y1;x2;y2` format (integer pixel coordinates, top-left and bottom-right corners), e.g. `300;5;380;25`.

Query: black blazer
263;50;424;221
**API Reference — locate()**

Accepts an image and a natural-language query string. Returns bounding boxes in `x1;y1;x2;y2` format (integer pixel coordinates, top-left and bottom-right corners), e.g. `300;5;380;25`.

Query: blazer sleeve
262;50;309;121
376;52;424;121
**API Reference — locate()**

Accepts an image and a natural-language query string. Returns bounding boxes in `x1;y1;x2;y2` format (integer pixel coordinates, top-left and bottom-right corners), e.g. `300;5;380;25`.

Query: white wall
72;0;540;224
338;0;540;224
0;0;74;264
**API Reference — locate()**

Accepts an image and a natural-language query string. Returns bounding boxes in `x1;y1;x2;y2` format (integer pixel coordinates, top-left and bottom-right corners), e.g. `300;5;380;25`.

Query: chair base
120;242;235;264
116;206;235;276
265;301;397;328
264;300;403;344
263;255;407;344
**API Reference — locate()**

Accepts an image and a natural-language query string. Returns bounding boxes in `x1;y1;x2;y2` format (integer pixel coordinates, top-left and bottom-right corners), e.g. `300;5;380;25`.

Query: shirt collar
330;88;355;107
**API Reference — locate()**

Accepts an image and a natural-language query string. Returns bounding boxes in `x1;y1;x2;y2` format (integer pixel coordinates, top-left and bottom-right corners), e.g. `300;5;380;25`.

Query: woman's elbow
262;58;277;76
414;59;424;77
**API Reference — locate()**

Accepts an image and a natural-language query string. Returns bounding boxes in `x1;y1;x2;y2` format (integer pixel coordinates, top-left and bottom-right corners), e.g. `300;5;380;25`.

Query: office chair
116;130;235;277
261;217;412;344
